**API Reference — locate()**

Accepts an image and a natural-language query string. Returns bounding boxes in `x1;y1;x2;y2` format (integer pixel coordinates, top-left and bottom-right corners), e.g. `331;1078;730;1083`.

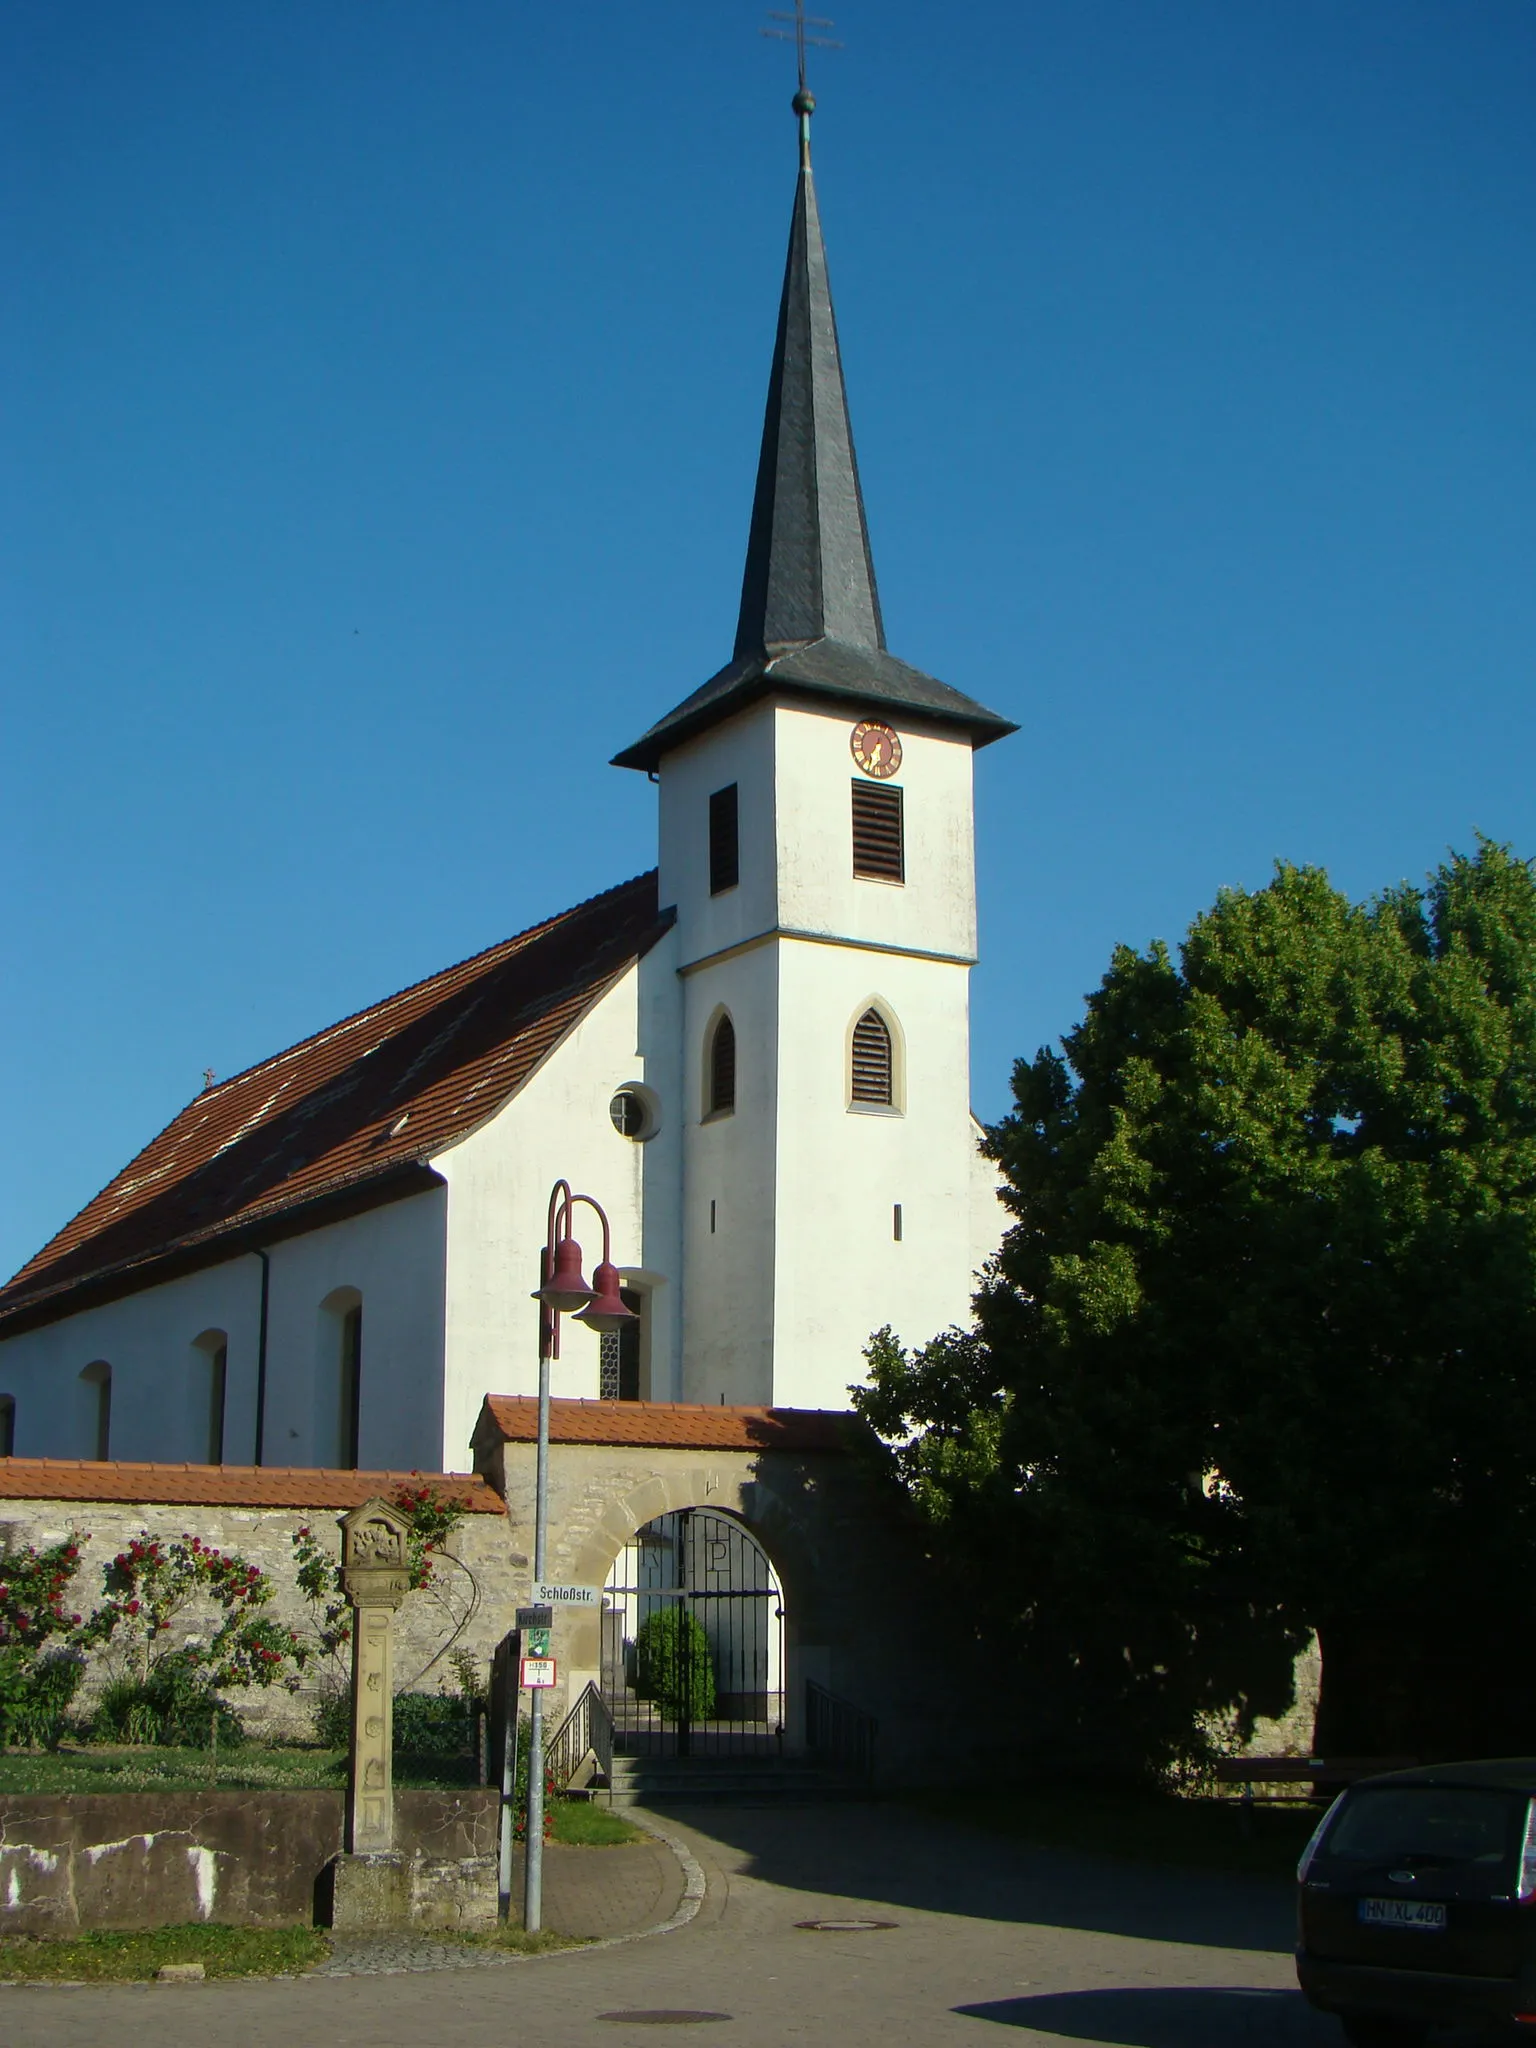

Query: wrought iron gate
600;1509;784;1758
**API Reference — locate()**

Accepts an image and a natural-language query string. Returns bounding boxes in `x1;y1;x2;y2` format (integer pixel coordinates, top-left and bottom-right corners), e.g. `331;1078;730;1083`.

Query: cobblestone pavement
0;1802;1384;2047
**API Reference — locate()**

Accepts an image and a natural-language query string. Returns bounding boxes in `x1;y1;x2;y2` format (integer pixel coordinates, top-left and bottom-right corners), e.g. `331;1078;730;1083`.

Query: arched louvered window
708;1014;736;1116
851;1008;894;1106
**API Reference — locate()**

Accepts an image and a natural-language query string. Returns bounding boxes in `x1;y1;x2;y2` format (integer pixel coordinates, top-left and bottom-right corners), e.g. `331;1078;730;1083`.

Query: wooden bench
1215;1755;1418;1800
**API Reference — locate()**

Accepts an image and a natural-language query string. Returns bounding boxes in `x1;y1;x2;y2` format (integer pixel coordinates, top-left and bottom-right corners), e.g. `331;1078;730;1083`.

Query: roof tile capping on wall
474;1397;854;1455
0;1458;505;1511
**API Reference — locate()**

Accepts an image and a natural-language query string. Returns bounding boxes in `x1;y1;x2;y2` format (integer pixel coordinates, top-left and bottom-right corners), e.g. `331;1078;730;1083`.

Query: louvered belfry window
851;781;904;882
851;1009;894;1106
709;1014;736;1115
709;784;739;894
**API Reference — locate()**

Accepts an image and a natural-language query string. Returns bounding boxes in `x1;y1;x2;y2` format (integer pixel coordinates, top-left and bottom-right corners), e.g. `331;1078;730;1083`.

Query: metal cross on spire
761;2;842;97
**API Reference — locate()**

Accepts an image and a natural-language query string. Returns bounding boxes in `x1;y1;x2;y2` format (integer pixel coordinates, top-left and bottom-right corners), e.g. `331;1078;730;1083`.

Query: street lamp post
524;1178;635;1933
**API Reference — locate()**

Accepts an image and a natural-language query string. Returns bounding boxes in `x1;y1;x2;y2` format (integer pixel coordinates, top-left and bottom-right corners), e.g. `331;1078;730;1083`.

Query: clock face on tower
850;720;902;779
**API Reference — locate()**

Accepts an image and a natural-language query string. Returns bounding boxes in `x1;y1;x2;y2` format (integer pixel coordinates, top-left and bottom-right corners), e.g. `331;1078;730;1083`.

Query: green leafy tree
856;842;1536;1773
635;1607;716;1723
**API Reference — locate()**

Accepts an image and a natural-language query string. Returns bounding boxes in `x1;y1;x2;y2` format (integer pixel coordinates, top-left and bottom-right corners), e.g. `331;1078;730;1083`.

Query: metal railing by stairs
546;1680;614;1797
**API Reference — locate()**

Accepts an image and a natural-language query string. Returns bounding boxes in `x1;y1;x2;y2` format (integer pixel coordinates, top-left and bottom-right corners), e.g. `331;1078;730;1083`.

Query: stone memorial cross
338;1497;412;1854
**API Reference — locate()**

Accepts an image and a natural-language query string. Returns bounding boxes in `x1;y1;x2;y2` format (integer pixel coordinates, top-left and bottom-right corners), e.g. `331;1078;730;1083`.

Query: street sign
519;1656;557;1689
533;1581;602;1607
515;1604;553;1630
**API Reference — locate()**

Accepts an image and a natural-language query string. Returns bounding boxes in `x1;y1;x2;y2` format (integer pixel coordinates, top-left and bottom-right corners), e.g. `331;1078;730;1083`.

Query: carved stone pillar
339;1497;410;1856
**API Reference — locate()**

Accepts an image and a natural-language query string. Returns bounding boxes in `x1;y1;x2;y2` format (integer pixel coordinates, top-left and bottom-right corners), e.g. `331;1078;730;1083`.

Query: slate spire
734;88;885;660
611;92;1016;774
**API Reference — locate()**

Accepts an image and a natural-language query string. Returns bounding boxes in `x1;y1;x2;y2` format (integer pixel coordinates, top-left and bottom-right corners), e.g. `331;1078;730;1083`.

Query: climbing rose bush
76;1532;306;1692
291;1478;468;1657
0;1534;89;1746
0;1534;86;1653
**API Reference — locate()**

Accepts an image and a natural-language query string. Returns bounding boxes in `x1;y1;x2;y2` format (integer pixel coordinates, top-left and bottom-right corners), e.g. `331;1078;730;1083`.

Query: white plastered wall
256;1189;447;1472
434;954;684;1467
0;1259;262;1464
772;942;981;1406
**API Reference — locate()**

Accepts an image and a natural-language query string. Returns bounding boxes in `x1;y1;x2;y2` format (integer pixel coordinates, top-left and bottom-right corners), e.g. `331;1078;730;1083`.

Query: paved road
1;1801;1347;2048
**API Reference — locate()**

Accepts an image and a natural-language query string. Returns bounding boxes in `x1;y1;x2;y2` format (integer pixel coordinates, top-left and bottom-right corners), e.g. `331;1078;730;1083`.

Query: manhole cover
597;2014;733;2026
793;1918;897;1932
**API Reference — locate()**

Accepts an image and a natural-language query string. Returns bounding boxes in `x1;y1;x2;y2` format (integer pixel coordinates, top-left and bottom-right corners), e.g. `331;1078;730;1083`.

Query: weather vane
761;2;842;98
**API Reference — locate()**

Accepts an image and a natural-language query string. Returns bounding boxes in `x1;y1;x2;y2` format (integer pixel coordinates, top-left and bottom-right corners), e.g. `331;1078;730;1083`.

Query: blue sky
4;0;1533;1285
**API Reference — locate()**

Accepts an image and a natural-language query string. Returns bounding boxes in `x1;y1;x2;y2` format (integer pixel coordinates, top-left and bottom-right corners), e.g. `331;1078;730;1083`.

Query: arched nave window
317;1289;363;1470
707;1013;736;1118
193;1329;228;1465
850;1007;895;1108
80;1361;112;1461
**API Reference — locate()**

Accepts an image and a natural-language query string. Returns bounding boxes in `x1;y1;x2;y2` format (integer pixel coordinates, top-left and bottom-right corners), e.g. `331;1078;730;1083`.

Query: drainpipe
253;1248;271;1466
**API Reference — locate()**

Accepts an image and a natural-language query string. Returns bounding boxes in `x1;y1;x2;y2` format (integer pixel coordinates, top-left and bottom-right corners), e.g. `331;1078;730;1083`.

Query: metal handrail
805;1679;877;1778
546;1680;614;1793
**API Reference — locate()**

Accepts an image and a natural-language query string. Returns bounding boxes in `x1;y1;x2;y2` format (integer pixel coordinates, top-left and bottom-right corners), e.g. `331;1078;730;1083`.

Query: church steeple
734;87;884;660
612;91;1016;774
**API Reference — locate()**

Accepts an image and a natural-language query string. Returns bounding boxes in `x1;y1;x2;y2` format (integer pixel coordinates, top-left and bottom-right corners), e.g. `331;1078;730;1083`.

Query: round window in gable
609;1086;660;1141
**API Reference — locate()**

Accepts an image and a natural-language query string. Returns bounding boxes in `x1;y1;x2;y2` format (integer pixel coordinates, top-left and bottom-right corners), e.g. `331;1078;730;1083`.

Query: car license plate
1359;1898;1447;1930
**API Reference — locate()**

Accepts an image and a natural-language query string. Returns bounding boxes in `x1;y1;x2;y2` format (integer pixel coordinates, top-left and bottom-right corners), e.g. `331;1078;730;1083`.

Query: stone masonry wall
0;1496;524;1741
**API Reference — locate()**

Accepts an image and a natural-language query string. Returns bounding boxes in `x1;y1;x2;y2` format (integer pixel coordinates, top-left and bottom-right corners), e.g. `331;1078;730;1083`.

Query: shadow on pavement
646;1799;1298;1955
954;1985;1329;2043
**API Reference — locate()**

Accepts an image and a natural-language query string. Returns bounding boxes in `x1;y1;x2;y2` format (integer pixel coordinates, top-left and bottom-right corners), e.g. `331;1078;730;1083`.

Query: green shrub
0;1649;83;1750
634;1608;715;1722
312;1686;349;1750
312;1686;475;1759
92;1653;243;1750
393;1690;474;1758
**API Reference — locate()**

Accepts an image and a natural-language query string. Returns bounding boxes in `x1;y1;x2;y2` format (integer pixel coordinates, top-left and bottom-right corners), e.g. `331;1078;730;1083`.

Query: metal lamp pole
524;1179;634;1933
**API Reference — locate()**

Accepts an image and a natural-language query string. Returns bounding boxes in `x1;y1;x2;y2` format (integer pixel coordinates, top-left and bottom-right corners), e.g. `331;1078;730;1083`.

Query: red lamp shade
575;1261;635;1336
537;1235;592;1313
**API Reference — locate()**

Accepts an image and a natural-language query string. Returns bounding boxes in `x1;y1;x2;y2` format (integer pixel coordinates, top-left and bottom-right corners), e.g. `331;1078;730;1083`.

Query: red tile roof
1;874;670;1332
0;1458;504;1511
476;1396;853;1454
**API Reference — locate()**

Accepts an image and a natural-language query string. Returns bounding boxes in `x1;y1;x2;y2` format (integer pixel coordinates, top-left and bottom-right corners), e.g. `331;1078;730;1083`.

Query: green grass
919;1786;1321;1883
552;1800;644;1846
0;1743;346;1794
0;1744;509;1795
0;1924;329;1982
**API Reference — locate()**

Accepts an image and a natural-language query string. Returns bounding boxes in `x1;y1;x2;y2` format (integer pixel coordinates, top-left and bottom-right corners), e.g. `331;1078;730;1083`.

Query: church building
0;91;1016;1487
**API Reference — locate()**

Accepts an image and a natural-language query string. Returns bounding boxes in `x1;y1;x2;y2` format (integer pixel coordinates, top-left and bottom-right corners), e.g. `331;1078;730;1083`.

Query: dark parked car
1296;1759;1536;2045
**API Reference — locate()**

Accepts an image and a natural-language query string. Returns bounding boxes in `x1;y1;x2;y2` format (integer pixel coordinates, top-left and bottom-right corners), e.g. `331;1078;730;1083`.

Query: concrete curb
0;1807;711;1986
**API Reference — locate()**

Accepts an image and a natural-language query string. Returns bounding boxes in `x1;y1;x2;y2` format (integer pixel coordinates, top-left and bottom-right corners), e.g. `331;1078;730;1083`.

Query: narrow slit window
851;1008;894;1105
709;784;739;895
0;1396;14;1457
340;1305;362;1470
709;1015;736;1115
851;781;904;882
207;1342;228;1465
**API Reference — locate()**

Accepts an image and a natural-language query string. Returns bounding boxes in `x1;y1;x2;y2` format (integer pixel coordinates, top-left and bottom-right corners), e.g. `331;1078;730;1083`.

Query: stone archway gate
600;1507;784;1757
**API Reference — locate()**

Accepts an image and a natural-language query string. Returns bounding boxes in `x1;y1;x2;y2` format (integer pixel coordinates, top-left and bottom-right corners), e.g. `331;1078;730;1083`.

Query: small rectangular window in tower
893;1203;903;1242
599;1289;645;1401
709;783;739;894
0;1396;14;1457
851;781;904;883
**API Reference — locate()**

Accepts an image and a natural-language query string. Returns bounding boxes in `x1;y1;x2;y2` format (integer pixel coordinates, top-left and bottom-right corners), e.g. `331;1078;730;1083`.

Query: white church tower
613;90;1015;1409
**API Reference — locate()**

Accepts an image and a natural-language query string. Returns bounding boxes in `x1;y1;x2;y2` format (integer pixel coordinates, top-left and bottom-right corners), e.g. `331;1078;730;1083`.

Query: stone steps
599;1755;867;1806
